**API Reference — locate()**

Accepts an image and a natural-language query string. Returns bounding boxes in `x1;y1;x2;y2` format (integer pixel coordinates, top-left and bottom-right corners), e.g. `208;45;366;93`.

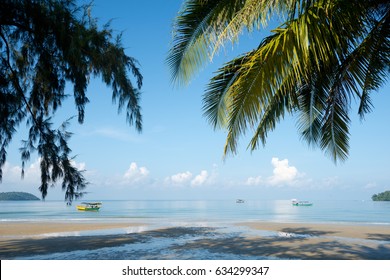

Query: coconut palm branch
168;0;390;163
167;0;301;85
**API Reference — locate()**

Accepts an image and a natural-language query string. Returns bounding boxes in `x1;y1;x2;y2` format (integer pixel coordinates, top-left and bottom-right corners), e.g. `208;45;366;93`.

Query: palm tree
167;0;390;163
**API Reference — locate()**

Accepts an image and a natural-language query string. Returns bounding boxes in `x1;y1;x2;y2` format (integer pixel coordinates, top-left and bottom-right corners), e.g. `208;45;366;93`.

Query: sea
1;199;390;259
1;199;389;225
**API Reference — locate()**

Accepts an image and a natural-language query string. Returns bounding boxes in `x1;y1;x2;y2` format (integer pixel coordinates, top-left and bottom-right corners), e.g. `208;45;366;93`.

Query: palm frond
208;0;266;58
296;58;330;148
320;89;351;163
312;2;389;161
249;81;299;151
171;0;390;163
206;8;323;155
203;52;253;129
356;9;390;119
167;0;243;85
167;0;307;85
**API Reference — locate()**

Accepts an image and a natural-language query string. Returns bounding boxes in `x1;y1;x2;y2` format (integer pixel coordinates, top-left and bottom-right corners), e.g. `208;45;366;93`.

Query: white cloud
123;162;149;183
246;176;263;186
191;170;208;186
2;159;41;184
364;182;377;189
268;157;298;186
2;161;22;179
2;158;89;185
165;171;193;185
244;157;306;187
165;165;218;187
71;160;86;171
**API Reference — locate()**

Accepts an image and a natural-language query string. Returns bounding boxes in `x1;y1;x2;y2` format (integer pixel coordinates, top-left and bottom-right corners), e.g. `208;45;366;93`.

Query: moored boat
76;202;102;211
291;199;313;206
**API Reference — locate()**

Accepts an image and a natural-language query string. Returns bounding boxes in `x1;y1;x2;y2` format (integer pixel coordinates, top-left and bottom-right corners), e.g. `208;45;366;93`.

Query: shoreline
1;220;389;259
238;221;390;240
0;221;147;238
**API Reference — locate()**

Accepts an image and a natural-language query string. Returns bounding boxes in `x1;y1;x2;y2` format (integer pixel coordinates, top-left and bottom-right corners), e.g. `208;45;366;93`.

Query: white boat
236;199;245;203
291;199;313;206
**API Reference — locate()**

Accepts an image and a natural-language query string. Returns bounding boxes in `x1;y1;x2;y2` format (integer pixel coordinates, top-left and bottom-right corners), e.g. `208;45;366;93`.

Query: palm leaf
203;50;255;129
170;0;390;163
356;9;390;119
320;89;351;163
167;0;307;85
209;9;322;155
297;72;328;148
249;80;299;151
167;0;243;85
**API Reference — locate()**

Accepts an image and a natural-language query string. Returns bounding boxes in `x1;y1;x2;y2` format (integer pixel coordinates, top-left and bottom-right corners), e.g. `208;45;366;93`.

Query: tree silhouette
0;0;143;202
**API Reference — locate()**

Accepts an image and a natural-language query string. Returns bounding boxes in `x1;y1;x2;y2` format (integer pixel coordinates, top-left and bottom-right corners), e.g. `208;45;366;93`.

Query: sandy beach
1;221;389;260
240;222;390;240
0;221;143;237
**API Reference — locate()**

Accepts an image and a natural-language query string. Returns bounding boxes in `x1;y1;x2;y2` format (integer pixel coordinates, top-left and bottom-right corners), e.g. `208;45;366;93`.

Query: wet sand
240;221;390;240
1;221;389;259
0;221;144;237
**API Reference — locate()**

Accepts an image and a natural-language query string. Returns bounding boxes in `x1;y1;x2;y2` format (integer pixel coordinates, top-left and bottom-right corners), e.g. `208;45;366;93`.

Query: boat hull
292;202;313;206
76;202;102;211
291;199;313;206
76;206;100;211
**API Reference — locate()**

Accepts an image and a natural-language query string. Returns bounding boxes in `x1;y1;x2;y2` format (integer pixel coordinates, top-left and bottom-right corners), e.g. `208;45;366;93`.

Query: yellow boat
76;202;102;211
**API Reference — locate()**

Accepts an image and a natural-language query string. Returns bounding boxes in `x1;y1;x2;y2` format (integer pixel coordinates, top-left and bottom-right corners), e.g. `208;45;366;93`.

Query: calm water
1;199;389;225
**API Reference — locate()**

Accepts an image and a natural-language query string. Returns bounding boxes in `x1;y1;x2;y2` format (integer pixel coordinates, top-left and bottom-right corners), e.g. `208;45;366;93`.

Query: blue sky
2;0;390;201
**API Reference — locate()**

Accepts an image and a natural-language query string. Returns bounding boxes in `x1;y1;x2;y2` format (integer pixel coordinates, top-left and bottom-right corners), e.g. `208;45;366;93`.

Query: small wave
39;232;82;238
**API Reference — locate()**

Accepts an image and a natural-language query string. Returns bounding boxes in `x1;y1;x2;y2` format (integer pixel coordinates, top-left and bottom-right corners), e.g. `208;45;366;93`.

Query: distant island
372;191;390;201
0;192;40;201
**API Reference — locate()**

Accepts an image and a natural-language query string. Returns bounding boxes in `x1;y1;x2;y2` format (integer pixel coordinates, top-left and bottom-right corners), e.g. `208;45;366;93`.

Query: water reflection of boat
236;199;245;203
76;202;102;211
291;199;313;206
